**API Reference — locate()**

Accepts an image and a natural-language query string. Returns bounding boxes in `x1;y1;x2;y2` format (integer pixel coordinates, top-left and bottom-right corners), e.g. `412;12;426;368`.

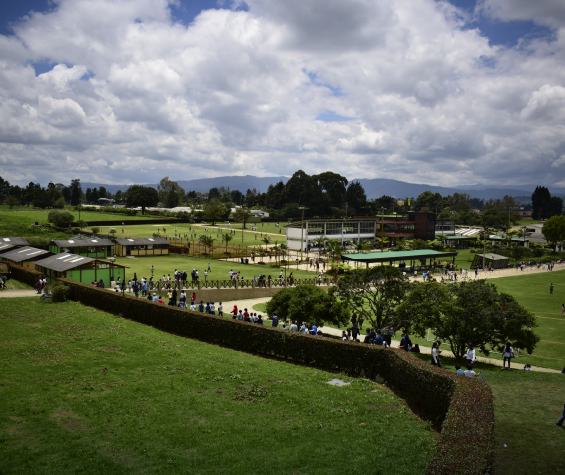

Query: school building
0;246;51;269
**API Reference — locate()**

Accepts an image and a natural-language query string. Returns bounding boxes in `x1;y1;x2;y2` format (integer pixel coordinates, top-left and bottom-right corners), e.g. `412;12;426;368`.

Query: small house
0;246;51;269
50;239;114;258
34;253;127;284
114;238;169;257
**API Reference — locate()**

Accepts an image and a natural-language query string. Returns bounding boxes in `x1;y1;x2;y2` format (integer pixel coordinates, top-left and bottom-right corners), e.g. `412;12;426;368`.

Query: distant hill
82;176;565;201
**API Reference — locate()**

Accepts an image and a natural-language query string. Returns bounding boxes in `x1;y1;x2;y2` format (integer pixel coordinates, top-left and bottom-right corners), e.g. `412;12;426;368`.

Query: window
147;244;154;250
360;222;375;234
326;223;341;235
307;224;324;235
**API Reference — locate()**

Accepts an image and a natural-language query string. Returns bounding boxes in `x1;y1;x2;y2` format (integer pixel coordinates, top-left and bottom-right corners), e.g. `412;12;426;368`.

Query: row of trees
0;177;82;209
266;267;539;359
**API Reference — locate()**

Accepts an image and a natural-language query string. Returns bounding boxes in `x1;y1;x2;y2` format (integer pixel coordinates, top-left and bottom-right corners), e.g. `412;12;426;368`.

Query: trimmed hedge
60;278;494;474
8;263;42;287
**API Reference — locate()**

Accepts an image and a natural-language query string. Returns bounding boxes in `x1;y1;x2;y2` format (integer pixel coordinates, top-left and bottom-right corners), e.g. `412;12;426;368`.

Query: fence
144;276;335;291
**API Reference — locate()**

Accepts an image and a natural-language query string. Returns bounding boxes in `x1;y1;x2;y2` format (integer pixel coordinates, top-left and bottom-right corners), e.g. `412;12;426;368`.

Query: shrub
48;210;75;227
7;263;43;287
91;227;100;233
45;281;70;302
60;279;494;475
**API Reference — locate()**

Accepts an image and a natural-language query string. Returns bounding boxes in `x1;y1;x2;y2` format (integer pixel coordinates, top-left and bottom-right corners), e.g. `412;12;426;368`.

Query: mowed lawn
407;352;565;475
0;209;154;226
113;254;323;283
117;222;287;248
0;298;435;475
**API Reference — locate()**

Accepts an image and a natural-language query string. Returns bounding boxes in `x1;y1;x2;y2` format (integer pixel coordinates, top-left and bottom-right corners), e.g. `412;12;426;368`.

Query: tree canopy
331;266;410;329
542;215;565;250
48;210;75;227
124;185;159;214
266;284;350;327
395;280;539;358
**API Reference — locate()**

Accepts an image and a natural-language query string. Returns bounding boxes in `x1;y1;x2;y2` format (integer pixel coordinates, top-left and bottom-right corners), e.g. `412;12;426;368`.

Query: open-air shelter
341;249;458;272
471;253;510;270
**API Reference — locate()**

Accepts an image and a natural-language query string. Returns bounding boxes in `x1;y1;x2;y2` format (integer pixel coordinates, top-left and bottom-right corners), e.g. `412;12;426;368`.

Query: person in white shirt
431;342;442;368
464;369;481;378
209;302;215;315
502;342;514;370
218;302;223;316
179;291;187;308
190;302;197;311
289;321;298;331
464;343;476;370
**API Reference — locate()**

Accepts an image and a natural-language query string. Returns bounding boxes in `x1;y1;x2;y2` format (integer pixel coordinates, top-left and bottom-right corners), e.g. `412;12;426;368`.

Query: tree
395;280;540;358
5;195;19;209
32;189;51;209
312;171;348;210
345;181;368;215
157;177;185;205
0;176;10;204
415;191;445;213
261;235;271;260
266;285;350;327
114;190;123;203
542;215;565;251
48;210;75;227
124;185;159;215
222;232;234;254
332;266;410;329
532;186;551;220
70;179;82;206
204;198;229;225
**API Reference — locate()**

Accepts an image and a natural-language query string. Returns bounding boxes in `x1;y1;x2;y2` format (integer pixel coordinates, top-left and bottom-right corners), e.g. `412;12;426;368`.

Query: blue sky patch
316;111;356;122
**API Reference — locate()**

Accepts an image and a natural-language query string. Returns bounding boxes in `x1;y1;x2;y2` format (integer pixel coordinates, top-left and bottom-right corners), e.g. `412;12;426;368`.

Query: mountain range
82;176;565;201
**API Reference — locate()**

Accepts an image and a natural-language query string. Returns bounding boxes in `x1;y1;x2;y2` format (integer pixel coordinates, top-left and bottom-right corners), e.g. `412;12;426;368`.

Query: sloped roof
0;246;50;261
114;237;169;245
341;249;458;264
34;253;96;272
52;238;114;248
0;243;16;253
0;237;30;245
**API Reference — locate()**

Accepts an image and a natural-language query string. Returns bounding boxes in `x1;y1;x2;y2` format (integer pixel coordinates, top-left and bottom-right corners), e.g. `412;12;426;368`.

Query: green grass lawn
3;278;34;291
0;298;435;475
114;254;320;282
0;209;152;226
408;352;565;475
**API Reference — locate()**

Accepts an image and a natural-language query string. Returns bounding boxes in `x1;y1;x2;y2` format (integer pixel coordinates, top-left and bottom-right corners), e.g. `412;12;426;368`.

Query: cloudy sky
1;0;565;187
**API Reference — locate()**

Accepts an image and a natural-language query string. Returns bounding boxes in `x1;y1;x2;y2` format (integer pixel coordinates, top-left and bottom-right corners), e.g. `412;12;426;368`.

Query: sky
1;0;565;188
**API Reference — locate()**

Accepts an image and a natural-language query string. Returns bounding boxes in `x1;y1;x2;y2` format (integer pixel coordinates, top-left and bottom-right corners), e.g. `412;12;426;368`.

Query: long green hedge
8;263;42;287
58;278;494;474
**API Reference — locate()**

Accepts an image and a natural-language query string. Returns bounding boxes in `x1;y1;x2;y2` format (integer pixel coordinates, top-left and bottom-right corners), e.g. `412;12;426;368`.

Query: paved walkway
0;289;40;298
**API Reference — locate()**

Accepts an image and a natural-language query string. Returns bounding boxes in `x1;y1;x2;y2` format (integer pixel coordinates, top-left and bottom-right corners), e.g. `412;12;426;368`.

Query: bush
8;263;43;287
60;279;494;475
45;281;70;302
91;227;100;233
48;210;75;227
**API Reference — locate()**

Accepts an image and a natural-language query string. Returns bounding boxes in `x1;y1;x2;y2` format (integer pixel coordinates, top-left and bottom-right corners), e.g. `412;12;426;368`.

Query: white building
285;218;377;251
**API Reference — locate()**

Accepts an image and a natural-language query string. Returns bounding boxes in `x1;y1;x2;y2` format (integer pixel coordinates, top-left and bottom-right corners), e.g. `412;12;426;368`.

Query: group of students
35;276;47;294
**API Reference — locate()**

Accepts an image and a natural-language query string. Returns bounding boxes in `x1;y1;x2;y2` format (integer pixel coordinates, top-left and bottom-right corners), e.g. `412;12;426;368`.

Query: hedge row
59;278;494;475
8;263;42;287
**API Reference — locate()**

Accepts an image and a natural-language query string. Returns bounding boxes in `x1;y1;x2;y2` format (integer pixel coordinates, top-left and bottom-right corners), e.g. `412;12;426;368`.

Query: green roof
341;249;458;263
474;253;510;261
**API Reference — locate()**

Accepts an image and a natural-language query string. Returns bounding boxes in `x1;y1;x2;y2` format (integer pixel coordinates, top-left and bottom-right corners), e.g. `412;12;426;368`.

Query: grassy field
2;278;34;291
407;352;565;475
0;208;153;226
0;298;435;475
113;254;320;282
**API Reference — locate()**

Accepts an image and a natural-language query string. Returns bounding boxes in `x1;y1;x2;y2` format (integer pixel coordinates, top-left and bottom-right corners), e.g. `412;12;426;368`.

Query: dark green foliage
542;215;565;250
265;284;350;327
46;281;69;302
123;185;159;214
58;278;494;475
69;179;82;206
332;265;410;329
8;263;43;287
47;210;75;227
396;280;540;358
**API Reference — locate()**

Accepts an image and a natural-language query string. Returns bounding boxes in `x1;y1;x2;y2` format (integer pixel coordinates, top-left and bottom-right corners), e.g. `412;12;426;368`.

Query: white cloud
0;0;564;187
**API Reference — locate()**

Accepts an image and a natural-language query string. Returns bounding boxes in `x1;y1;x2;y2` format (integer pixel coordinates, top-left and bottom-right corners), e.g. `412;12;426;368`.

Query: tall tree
531;186;552;220
395;280;539;358
69;179;82;206
542;215;565;251
313;171;348;210
0;176;10;204
157;177;185;205
345;181;368;215
124;185;159;215
204;198;229;225
332;266;410;329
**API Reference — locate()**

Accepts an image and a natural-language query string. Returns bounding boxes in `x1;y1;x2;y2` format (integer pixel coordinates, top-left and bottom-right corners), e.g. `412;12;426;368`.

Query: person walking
502;342;514;370
431;342;442;367
550;283;554;294
561;303;565;317
272;313;279;328
463;343;476;370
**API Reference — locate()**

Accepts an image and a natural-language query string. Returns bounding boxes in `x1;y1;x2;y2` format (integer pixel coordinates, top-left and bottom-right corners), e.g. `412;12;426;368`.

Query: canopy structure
341;249;458;270
471;253;510;269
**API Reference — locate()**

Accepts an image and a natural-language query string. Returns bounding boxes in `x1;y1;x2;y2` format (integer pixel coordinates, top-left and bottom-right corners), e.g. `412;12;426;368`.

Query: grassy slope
0;298;434;475
0;209;149;226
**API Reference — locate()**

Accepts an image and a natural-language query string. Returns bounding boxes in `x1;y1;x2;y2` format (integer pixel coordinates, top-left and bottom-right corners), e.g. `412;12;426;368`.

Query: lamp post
380;207;385;252
298;206;308;262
